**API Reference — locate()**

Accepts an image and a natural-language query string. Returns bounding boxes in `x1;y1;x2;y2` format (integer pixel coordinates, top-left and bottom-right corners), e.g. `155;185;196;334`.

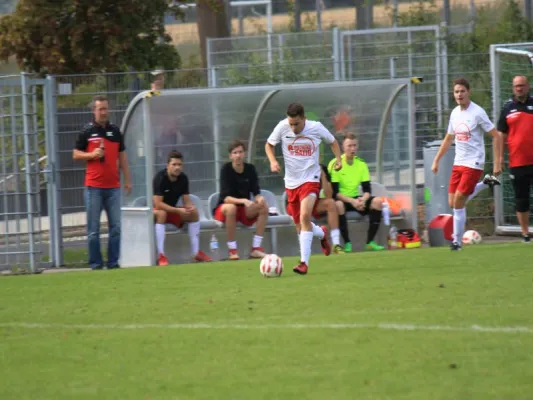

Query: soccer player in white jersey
431;78;502;251
265;103;342;274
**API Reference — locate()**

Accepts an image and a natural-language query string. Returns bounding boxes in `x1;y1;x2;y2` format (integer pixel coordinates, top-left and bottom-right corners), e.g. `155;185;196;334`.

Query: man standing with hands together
73;95;132;270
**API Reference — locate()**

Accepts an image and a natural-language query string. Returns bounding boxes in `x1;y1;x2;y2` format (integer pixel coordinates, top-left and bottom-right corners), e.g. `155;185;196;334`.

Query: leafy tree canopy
0;0;193;75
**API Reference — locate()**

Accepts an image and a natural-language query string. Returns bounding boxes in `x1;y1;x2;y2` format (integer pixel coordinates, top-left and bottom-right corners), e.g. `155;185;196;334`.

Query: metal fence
207;30;338;87
0;74;51;273
206;25;480;156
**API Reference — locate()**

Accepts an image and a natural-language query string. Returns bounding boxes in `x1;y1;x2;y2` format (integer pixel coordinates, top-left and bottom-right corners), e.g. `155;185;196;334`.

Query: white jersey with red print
267;118;335;189
447;101;495;170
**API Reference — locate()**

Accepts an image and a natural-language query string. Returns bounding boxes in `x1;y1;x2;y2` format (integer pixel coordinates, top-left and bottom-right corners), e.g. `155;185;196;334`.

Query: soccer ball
259;254;283;277
462;230;482;245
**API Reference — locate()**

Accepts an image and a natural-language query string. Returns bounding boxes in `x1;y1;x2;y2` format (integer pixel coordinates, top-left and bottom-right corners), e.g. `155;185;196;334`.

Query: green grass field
1;243;532;400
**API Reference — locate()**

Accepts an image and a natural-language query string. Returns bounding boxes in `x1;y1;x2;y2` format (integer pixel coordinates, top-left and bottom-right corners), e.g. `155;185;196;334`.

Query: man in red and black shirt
497;75;533;243
73;95;132;269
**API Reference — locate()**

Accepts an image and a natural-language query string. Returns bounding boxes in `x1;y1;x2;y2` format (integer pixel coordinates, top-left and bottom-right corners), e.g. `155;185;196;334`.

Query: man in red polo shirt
73;95;132;269
498;75;533;243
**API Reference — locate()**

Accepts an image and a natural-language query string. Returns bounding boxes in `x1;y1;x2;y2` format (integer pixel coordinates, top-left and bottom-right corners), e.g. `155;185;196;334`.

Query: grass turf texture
1;243;532;399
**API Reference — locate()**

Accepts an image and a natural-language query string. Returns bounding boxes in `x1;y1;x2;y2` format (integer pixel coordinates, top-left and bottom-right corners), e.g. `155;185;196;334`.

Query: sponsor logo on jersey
287;136;316;157
454;122;472;142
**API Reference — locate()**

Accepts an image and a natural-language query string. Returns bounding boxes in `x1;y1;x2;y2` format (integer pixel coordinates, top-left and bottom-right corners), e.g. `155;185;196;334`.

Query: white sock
299;231;313;265
453;208;466;244
382;202;390;226
227;241;237;250
188;221;200;256
252;235;263;248
312;223;324;239
331;228;340;246
467;182;487;202
155;223;166;255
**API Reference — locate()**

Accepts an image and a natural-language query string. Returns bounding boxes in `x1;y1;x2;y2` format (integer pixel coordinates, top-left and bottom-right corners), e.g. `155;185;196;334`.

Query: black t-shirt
217;162;260;207
152;169;189;206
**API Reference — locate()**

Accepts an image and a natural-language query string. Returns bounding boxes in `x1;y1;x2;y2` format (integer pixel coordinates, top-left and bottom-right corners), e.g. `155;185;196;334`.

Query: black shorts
343;196;375;216
509;165;533;211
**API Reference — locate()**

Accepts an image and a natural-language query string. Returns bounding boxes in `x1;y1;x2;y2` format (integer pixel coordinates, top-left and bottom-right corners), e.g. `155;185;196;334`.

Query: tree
0;0;191;75
196;0;231;69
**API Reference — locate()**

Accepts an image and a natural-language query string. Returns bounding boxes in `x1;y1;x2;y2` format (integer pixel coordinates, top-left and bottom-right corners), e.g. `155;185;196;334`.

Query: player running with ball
432;78;502;251
265;103;342;275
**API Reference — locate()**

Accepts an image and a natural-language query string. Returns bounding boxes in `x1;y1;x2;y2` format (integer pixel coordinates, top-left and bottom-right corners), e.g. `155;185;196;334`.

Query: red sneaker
194;250;212;262
293;262;308;275
158;253;169;266
228;249;240;260
320;226;331;256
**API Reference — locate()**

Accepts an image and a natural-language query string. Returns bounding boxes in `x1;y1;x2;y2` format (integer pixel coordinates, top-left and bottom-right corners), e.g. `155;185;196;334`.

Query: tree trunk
354;0;374;30
196;0;231;69
293;0;301;32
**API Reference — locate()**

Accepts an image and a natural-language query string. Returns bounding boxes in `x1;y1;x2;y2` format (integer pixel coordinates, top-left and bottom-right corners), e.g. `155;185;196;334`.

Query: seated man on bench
213;140;268;261
152;150;212;266
328;133;389;252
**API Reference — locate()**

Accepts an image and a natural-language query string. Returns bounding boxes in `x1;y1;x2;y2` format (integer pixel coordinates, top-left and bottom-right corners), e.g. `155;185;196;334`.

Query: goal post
490;43;533;234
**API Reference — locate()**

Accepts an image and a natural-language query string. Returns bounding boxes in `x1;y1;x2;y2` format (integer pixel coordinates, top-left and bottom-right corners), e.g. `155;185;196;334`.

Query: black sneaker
482;174;501;189
450;242;462;251
523;235;530;244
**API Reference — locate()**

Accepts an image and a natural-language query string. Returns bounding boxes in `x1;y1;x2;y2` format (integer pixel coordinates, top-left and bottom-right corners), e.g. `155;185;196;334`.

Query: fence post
42;78;56;267
435;25;444;132
20;72;37;273
45;75;64;267
211;96;221;193
332;27;340;81
489;45;504;229
207;38;214;88
389;57;400;186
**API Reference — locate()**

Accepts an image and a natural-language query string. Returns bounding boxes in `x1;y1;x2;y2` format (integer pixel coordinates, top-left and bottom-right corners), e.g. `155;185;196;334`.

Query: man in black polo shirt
73;95;131;270
214;140;268;260
498;75;533;243
152;151;212;265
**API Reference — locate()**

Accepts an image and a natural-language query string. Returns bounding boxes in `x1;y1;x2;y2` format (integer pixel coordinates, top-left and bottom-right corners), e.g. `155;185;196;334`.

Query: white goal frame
490;42;533;235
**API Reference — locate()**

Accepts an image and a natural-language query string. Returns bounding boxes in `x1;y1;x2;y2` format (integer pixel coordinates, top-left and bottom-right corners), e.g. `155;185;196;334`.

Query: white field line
0;322;532;334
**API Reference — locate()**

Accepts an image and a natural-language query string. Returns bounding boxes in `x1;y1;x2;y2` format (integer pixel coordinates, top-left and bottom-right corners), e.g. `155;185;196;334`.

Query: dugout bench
120;185;411;267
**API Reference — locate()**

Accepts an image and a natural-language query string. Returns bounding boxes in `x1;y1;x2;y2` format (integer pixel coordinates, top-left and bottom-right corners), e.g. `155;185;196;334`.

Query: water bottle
209;234;220;261
389;225;398;250
382;200;390;226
